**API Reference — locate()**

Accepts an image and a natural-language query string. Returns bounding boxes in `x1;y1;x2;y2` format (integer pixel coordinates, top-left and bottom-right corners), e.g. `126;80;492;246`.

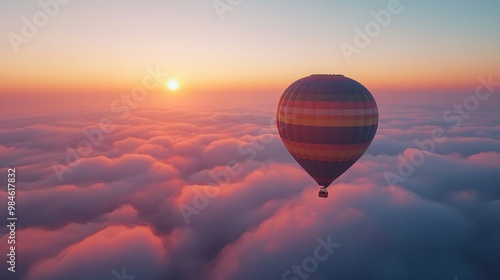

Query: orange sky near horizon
1;1;499;110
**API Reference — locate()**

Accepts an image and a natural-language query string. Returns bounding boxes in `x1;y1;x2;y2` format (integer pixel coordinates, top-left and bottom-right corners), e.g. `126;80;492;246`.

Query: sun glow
167;80;179;91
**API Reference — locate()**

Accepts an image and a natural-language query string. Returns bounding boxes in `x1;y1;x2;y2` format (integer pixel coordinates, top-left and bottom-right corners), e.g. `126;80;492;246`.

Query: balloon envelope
277;74;378;188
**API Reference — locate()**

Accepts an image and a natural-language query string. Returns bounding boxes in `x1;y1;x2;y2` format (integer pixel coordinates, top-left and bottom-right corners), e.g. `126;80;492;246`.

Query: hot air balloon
276;74;378;198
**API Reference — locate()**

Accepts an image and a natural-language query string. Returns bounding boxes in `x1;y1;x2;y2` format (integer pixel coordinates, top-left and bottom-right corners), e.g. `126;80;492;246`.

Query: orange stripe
279;106;378;116
283;100;376;110
283;139;370;161
279;112;378;121
278;113;378;127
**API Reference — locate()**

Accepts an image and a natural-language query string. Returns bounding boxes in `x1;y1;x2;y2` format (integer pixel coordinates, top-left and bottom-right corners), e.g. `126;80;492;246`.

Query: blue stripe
278;122;378;145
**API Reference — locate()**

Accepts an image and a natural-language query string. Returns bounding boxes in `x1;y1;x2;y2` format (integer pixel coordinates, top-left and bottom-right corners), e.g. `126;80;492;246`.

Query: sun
167;80;179;91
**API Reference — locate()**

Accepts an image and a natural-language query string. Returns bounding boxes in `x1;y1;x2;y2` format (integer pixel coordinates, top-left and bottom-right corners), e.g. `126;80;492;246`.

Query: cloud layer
0;103;499;280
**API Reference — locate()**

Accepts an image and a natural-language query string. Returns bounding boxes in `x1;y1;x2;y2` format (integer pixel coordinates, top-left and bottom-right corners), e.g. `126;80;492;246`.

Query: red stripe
278;122;378;145
283;139;370;151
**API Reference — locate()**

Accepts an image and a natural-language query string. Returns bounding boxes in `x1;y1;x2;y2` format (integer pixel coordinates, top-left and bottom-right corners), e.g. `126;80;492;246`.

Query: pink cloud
467;151;500;168
1;105;499;280
25;225;167;280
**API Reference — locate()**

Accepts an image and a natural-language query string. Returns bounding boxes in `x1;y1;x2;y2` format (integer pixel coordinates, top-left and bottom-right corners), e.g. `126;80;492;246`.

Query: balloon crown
310;74;344;77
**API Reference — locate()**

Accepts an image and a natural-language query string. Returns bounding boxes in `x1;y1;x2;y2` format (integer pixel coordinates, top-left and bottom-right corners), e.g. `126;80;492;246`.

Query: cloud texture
0;103;499;280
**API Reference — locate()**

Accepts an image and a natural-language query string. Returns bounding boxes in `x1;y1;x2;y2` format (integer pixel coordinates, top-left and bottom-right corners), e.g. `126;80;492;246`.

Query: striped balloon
277;74;378;191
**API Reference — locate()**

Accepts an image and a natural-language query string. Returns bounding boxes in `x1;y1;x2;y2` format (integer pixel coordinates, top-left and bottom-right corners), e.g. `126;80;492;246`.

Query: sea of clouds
0;102;499;280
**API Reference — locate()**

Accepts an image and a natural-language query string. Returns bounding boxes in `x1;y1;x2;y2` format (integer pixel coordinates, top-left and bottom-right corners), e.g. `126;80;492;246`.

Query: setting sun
167;80;179;91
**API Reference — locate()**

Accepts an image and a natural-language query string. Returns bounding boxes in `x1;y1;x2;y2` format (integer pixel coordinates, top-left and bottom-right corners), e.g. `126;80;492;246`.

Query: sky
0;1;500;280
1;0;500;109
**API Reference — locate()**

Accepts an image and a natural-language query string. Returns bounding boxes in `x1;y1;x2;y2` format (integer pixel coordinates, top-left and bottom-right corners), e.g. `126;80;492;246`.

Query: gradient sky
1;0;500;111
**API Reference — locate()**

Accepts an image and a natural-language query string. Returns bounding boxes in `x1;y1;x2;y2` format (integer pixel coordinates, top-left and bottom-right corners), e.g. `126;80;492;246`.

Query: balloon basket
318;187;329;198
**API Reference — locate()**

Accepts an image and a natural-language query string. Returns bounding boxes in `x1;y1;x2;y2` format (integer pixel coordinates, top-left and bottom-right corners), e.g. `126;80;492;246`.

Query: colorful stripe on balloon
276;75;378;188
